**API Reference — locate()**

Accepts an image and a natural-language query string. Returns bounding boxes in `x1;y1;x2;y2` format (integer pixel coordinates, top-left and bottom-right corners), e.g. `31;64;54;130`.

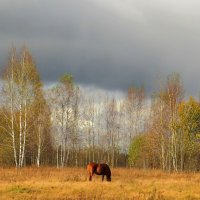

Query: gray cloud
1;0;200;96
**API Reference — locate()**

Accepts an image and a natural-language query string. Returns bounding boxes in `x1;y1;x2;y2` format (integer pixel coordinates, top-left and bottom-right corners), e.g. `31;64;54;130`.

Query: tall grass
0;167;200;199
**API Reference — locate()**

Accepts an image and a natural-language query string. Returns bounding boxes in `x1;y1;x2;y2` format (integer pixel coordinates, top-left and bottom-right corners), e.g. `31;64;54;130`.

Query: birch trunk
10;54;18;168
37;124;41;167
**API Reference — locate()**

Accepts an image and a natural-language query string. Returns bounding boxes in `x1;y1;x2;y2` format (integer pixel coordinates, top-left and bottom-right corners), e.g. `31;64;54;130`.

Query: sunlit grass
0;167;200;199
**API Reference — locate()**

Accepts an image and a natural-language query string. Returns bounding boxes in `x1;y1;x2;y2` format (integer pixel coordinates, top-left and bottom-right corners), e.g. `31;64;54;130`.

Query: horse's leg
106;175;111;181
88;170;92;181
102;175;104;182
89;174;92;181
89;172;93;181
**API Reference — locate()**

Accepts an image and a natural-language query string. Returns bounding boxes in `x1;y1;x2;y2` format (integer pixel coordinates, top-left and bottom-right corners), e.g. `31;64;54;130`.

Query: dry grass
0;167;200;199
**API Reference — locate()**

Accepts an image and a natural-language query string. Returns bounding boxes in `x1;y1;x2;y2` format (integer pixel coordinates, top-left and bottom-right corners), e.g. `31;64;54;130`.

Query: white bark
37;123;41;167
10;52;18;168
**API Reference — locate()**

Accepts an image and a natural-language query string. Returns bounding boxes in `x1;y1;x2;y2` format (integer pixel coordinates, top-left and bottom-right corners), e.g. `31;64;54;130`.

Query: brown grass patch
0;167;200;199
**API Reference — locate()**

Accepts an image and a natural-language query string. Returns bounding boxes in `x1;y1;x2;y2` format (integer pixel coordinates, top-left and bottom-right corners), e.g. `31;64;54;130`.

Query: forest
1;46;200;172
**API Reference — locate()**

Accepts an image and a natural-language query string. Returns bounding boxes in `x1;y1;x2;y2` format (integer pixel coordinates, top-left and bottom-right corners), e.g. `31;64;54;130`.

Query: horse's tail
106;164;111;181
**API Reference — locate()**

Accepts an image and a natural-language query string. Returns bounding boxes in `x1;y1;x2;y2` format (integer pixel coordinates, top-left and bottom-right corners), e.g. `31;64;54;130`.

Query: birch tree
49;74;79;168
30;90;51;167
164;73;184;172
150;73;184;171
105;98;119;167
82;96;95;163
124;86;145;141
1;46;43;168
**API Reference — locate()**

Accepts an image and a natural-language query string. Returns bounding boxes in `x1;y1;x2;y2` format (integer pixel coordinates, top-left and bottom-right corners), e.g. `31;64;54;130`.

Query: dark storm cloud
1;0;200;95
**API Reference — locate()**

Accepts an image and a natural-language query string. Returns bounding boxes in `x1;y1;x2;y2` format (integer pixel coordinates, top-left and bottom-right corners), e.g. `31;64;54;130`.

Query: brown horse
87;162;111;182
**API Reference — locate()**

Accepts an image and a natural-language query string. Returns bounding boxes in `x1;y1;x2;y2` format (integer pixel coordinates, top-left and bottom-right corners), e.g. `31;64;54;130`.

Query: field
0;167;200;200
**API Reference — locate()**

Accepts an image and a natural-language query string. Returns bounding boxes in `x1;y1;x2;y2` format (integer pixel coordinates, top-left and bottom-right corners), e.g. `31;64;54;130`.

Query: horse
87;162;111;182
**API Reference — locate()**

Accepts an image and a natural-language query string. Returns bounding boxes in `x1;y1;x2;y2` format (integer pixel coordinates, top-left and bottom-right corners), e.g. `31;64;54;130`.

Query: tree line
129;74;200;172
0;46;200;172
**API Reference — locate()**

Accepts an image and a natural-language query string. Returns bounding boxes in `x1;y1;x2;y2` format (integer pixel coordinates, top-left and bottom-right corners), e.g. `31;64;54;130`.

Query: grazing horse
87;162;111;182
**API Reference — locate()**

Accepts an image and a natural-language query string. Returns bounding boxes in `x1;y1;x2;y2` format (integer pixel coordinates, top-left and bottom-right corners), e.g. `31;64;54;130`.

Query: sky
0;0;200;97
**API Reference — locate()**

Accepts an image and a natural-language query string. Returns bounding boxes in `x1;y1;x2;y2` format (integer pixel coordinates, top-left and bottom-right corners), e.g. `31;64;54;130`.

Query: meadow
0;167;200;200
